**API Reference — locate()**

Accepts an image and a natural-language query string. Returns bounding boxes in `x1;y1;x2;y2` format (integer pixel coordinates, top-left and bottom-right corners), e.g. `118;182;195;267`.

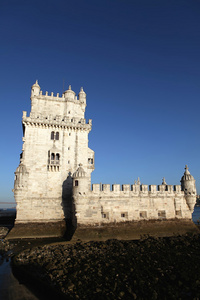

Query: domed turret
72;164;89;195
63;85;76;101
73;164;86;178
31;80;40;97
181;165;196;211
78;87;86;103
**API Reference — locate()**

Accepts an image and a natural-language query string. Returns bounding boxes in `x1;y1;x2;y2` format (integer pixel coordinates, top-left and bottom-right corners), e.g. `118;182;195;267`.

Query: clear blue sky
0;0;200;204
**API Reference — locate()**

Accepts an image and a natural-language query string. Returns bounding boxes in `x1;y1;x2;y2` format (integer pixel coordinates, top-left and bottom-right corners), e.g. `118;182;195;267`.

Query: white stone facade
14;82;197;227
14;81;94;223
72;169;196;225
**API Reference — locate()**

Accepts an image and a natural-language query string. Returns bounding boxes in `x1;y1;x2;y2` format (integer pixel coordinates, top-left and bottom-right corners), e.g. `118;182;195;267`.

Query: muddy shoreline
11;232;200;300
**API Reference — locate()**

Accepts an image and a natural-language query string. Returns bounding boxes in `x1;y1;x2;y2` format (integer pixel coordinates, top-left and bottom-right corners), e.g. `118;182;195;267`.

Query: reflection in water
0;258;38;300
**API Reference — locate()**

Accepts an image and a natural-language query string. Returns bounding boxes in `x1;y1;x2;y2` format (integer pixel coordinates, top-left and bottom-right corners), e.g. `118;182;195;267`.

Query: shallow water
192;206;200;224
0;258;38;300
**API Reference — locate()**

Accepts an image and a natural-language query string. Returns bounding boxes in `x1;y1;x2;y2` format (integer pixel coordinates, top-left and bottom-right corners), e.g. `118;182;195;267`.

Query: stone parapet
22;111;92;131
91;183;184;196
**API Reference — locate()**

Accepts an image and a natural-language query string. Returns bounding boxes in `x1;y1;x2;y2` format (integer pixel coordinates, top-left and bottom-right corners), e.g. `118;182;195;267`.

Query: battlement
91;183;183;195
22;111;92;130
31;81;86;104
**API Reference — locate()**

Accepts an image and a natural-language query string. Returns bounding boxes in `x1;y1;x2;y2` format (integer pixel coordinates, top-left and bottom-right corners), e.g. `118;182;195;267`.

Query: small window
102;212;109;219
75;180;78;186
69;133;71;136
51;131;55;140
158;210;166;219
88;158;94;164
68;147;70;150
51;153;55;161
55;132;59;140
140;211;147;218
121;212;128;218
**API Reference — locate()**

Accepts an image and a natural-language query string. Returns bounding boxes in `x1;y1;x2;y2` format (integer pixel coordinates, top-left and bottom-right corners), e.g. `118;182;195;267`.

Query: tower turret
180;165;196;211
72;164;89;195
31;80;40;97
63;85;76;100
78;87;86;104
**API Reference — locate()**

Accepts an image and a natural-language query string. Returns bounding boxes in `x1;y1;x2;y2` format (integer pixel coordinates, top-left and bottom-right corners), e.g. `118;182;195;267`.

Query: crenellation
131;184;140;193
112;184;120;192
158;185;166;192
92;184;100;193
174;185;182;193
140;184;148;193
149;185;157;193
122;184;130;192
102;184;111;193
166;185;173;193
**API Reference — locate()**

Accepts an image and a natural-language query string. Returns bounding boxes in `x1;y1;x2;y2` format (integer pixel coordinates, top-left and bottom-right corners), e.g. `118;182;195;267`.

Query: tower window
51;153;55;162
51;131;59;140
55;132;59;140
49;152;60;165
88;158;94;164
55;153;60;162
75;180;79;186
51;131;55;140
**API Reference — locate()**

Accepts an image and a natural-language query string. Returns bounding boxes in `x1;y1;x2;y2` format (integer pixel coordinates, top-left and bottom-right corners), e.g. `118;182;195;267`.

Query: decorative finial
137;177;140;185
162;177;167;185
36;80;38;85
69;85;71;90
80;87;83;92
184;164;190;175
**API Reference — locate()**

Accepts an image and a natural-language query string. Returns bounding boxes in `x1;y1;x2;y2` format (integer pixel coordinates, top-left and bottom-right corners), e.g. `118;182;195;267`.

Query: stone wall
73;182;192;225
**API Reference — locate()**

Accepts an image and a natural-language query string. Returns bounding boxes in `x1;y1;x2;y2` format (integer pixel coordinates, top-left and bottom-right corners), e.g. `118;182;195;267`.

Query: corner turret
181;165;196;211
78;87;86;104
31;80;40;97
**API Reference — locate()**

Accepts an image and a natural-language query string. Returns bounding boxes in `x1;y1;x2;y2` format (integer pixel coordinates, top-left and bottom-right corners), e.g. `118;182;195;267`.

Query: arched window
55;153;60;164
55;132;59;140
51;153;55;162
51;131;55;140
50;131;59;140
75;180;78;186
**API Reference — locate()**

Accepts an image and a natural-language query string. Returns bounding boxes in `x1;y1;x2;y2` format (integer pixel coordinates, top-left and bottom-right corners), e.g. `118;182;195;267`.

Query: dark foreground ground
9;233;200;300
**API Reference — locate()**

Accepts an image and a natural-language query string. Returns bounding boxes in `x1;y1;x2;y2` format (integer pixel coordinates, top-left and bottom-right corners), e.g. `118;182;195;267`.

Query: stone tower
13;81;94;228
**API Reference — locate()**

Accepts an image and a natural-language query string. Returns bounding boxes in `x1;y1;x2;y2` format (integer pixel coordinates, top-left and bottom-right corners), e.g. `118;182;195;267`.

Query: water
0;258;38;300
192;206;200;224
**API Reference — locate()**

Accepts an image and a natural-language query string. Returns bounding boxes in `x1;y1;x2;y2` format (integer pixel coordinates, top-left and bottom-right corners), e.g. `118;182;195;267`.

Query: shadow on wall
62;172;77;240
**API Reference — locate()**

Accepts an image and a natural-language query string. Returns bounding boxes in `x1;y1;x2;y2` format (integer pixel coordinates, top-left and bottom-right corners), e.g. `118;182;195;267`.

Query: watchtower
13;81;94;228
